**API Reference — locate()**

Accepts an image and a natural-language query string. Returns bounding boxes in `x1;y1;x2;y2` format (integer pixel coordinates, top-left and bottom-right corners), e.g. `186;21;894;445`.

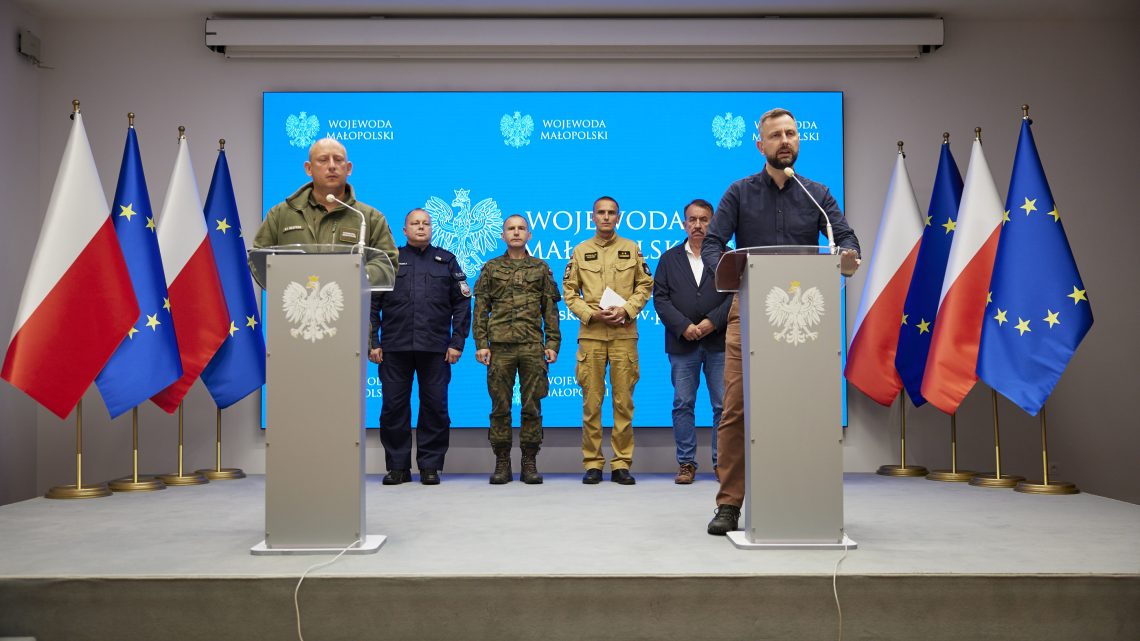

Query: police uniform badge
459;281;472;298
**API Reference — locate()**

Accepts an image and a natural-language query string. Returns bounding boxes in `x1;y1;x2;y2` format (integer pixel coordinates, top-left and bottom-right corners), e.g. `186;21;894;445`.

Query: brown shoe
675;462;696;484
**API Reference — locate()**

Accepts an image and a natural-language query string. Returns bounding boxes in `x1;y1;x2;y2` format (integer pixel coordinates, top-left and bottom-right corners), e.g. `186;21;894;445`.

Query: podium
247;244;394;555
715;246;857;550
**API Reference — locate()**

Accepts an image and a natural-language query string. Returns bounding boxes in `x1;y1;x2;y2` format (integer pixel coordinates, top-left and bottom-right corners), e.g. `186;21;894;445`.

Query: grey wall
4;13;1138;504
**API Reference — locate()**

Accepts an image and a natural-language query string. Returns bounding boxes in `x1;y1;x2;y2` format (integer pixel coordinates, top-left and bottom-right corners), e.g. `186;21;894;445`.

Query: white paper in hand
600;287;627;310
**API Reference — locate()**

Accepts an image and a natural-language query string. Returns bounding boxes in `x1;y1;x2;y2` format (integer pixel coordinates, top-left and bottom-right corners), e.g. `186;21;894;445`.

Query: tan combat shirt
562;234;654;340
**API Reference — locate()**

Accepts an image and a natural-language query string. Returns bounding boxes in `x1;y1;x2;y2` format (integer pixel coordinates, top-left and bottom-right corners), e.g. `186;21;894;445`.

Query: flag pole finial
1021;104;1030;120
897;140;904;157
127;112;135;128
178;126;186;141
942;132;950;144
975;127;982;142
219;138;226;151
72;100;80;114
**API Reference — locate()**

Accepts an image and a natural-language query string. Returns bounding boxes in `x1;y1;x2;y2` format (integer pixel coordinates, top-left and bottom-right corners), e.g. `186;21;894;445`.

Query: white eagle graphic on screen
285;111;320;149
424;188;504;278
282;275;344;342
500;111;535;148
712;112;746;149
766;281;825;345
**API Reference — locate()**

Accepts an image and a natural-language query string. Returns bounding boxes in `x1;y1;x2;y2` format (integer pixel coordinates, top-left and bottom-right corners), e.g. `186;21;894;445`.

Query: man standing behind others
701;108;860;534
254;137;397;283
563;196;654;485
653;199;733;484
473;215;562;484
369;209;472;485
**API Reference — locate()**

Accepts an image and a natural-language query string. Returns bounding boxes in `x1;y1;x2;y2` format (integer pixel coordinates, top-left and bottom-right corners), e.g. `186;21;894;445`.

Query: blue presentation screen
263;91;844;428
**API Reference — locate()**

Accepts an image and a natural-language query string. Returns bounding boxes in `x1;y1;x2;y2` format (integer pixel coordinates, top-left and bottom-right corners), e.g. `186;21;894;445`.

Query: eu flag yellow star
1043;310;1060;328
246;315;259;330
216;218;231;234
1002;210;1011;224
126;326;139;340
146;216;156;232
163;297;171;311
993;308;1008;325
119;203;138;222
1048;208;1060;222
145;313;161;330
228;320;238;337
1067;286;1088;305
1020;197;1037;216
924;214;932;227
1015;317;1031;336
942;217;956;234
901;313;908;326
916;319;931;335
987;291;992;304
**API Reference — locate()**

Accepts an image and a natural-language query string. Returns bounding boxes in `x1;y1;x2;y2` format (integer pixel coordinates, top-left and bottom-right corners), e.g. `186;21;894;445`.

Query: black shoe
610;469;636;485
382;470;410;485
420;469;440;485
707;504;741;535
582;468;603;484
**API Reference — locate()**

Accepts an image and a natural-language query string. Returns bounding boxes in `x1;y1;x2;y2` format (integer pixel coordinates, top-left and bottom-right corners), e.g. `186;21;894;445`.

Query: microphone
783;167;836;254
325;193;367;252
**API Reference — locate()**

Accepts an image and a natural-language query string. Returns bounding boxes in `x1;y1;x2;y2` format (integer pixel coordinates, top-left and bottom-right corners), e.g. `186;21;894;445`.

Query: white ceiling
15;0;1140;21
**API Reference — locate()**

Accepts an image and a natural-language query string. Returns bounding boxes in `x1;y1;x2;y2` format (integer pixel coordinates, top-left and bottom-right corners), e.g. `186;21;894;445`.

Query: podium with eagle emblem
248;244;393;554
715;246;856;550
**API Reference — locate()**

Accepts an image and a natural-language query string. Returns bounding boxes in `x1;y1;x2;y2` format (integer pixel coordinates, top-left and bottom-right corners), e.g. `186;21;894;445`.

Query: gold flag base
1015;480;1079;495
197;467;246;481
109;476;166;492
45;483;112;499
926;469;977;482
157;472;208;486
877;464;928;477
969;473;1024;488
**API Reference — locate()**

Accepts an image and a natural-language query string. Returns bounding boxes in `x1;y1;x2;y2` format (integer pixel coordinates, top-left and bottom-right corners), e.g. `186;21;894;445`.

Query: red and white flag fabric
922;138;1005;414
845;151;925;406
150;135;229;412
2;112;138;419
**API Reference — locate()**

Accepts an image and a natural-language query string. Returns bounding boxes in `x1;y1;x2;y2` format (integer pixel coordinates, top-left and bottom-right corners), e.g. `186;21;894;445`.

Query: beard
766;147;798;170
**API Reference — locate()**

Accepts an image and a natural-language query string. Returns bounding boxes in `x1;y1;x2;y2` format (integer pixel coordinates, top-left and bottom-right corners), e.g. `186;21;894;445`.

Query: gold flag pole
878;390;928;476
1016;406;1079;495
970;390;1023;488
927;412;977;482
159;402;208;486
198;406;246;480
109;407;165;492
46;399;112;499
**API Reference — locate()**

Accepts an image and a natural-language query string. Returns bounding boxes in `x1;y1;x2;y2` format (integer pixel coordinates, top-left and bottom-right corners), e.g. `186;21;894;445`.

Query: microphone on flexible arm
325;193;367;253
783;166;836;255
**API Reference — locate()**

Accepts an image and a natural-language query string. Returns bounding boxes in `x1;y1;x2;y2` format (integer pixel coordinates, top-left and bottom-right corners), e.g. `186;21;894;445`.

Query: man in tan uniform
563;196;654;485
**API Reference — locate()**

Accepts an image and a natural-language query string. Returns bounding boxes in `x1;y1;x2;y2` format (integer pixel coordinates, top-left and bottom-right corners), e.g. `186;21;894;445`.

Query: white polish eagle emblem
765;280;825;345
282;275;344;342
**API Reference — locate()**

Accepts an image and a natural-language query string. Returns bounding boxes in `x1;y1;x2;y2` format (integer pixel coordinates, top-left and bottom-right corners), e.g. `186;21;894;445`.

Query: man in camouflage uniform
473;215;562;484
254;138;397;284
563;196;654;485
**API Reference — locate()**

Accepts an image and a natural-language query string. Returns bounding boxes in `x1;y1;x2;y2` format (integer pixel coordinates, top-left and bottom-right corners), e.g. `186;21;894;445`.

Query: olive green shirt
253;182;398;285
473;252;562;353
562;234;654;340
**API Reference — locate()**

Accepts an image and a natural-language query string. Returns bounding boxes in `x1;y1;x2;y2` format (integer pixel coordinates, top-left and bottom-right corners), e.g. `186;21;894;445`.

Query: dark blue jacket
370;244;472;353
653;241;733;354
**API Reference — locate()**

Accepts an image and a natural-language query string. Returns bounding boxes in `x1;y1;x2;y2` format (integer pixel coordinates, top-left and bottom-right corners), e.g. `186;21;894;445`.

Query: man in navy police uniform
369;208;472;485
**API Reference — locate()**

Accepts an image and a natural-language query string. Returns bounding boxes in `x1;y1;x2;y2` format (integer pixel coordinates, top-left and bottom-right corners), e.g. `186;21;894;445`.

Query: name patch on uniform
617;250;631;259
282;225;304;233
338;230;358;243
584;252;598;261
434;255;445;262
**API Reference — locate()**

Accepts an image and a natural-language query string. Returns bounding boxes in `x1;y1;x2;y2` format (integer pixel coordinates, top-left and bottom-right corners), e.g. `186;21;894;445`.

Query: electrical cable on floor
295;539;362;641
832;530;850;641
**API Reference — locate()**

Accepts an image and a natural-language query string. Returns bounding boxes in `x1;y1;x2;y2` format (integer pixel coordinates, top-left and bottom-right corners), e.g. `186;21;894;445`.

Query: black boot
520;446;543;484
489;444;512;484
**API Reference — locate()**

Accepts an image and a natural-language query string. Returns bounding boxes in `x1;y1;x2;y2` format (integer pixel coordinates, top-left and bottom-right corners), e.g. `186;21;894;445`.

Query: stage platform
1;472;1137;640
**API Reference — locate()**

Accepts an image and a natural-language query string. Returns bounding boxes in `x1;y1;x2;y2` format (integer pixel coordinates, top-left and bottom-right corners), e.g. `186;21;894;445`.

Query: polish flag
150;135;229;412
922;138;1004;414
2;112;138;419
845;151;925;406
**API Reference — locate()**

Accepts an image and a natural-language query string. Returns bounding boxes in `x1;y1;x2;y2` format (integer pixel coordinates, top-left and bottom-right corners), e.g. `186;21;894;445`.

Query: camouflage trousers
487;342;549;447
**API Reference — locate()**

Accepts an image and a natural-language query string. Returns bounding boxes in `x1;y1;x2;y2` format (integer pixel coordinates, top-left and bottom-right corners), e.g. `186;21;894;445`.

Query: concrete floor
1;472;1137;579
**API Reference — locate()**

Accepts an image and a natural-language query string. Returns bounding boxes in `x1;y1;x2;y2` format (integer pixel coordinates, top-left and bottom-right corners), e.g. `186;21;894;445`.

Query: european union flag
895;139;963;407
95;126;183;418
978;119;1093;415
200;147;266;408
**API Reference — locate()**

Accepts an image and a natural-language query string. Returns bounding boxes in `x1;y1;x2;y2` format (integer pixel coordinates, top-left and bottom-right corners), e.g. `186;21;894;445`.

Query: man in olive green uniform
473;215;562;485
563;196;654;485
254;137;397;284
